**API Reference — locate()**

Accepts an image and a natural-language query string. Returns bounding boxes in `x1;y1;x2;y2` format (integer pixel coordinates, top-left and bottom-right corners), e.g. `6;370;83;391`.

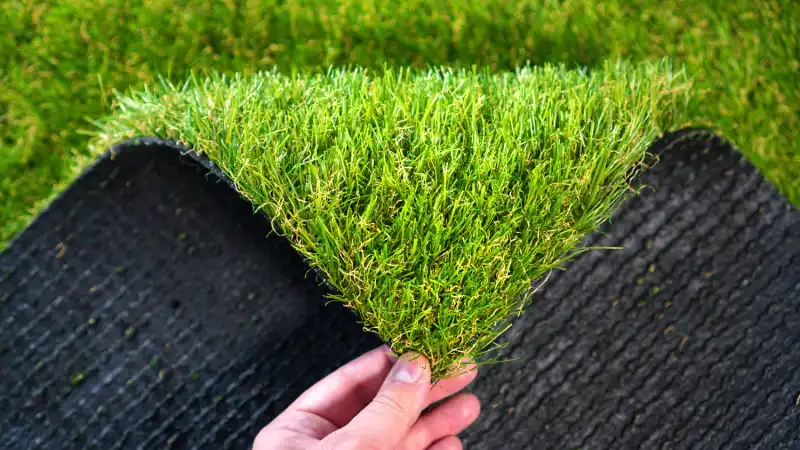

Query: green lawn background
2;0;798;245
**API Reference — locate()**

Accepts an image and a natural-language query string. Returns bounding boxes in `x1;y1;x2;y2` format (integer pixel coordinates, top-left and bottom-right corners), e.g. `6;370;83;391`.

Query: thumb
323;352;431;450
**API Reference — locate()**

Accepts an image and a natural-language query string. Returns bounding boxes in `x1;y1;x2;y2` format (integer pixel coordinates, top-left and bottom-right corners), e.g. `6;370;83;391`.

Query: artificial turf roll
92;60;690;378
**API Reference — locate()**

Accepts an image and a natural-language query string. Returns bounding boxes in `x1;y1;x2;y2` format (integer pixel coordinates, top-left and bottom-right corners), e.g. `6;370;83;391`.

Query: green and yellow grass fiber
93;61;689;377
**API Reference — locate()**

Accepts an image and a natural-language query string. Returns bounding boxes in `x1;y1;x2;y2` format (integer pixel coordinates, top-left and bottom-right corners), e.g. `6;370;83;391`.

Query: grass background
1;0;799;246
92;62;689;376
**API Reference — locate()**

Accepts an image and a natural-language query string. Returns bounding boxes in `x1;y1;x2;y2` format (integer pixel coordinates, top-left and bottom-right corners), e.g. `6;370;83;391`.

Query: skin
253;346;480;450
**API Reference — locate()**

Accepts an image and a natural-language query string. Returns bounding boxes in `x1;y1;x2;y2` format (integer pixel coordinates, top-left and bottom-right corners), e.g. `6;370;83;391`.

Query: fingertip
447;359;478;380
427;363;478;406
437;392;480;425
383;345;399;363
428;435;463;450
375;343;392;356
390;352;431;384
457;393;481;423
397;393;480;450
463;359;478;374
457;362;479;382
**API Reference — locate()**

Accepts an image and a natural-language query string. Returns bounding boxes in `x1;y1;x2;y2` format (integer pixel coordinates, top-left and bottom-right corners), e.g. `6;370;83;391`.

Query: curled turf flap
93;60;689;378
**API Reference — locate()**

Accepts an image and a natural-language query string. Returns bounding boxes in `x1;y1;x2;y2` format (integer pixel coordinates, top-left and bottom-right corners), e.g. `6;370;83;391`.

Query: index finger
282;345;395;428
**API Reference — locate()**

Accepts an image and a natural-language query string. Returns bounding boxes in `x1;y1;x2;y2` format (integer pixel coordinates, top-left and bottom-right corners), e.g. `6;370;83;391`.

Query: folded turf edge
91;60;690;378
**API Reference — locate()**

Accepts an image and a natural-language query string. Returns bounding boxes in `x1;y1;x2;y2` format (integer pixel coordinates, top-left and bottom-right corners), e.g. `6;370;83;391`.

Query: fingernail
391;353;426;384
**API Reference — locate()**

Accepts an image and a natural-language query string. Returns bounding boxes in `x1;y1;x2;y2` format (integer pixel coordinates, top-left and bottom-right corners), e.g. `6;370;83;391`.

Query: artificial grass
1;0;799;247
92;61;689;377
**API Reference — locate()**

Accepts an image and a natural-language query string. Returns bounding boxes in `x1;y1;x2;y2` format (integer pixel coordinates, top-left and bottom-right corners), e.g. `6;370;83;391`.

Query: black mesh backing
1;132;798;449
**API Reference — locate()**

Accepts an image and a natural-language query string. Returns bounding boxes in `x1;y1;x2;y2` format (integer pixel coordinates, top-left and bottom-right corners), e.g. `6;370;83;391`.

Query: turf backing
2;0;799;245
1;132;797;449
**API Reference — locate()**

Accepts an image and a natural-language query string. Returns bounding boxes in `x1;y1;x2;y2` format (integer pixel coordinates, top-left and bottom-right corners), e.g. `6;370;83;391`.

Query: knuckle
354;439;387;450
395;433;428;450
332;434;388;450
251;428;272;450
371;393;412;419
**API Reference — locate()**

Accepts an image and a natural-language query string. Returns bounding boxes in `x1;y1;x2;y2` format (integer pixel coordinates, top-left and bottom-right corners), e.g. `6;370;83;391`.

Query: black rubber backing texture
1;132;798;449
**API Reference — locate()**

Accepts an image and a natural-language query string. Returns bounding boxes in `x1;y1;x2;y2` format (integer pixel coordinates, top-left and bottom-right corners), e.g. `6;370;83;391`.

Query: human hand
253;345;480;450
